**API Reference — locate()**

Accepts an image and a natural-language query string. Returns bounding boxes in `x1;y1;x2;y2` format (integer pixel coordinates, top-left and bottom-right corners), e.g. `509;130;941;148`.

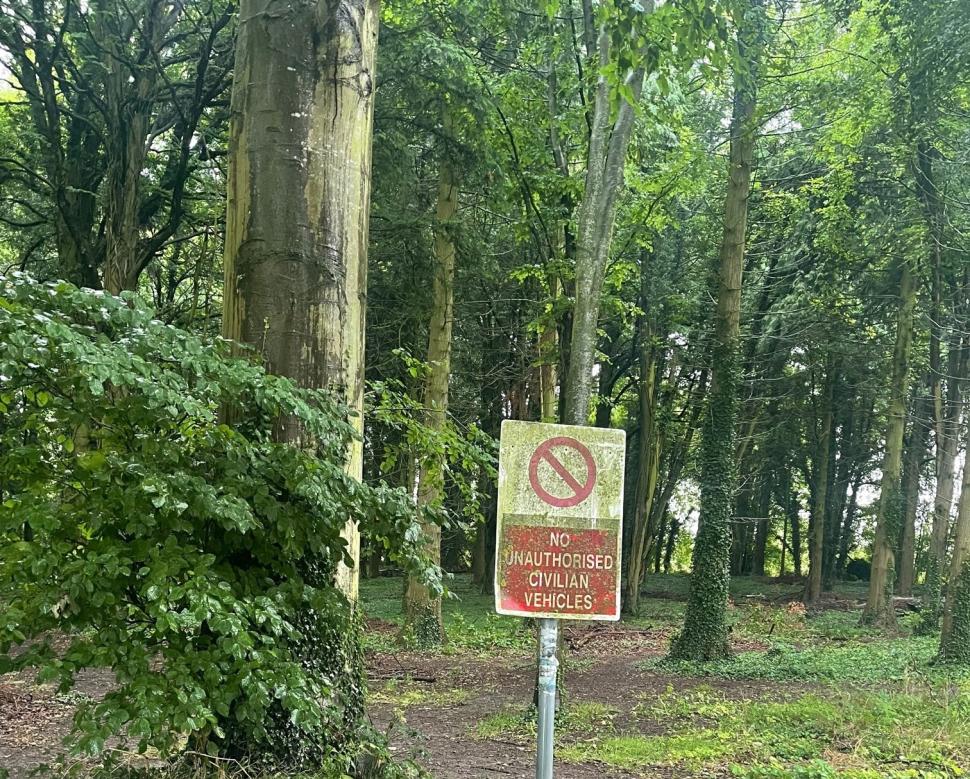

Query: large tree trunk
221;0;378;758
862;260;918;628
403;114;458;646
670;0;764;660
939;434;970;663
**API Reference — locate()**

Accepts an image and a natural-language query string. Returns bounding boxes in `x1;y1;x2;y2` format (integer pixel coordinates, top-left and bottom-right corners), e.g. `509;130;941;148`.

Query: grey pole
536;618;559;779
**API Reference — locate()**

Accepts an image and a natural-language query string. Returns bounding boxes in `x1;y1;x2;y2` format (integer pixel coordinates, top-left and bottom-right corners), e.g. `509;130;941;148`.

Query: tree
0;0;234;292
669;0;766;661
562;0;652;424
220;0;380;760
403;109;459;645
805;361;835;605
861;259;917;628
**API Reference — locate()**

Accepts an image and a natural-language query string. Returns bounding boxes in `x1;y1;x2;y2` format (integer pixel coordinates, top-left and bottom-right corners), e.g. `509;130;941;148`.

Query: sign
494;420;625;621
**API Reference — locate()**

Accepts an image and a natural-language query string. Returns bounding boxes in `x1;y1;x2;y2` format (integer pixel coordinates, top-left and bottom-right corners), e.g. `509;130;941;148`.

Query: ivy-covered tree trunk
403;113;458;646
670;0;764;660
939;433;970;663
862;260;918;628
221;0;378;761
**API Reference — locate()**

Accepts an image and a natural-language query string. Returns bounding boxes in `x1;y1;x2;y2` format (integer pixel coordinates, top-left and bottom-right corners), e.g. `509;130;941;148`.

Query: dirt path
365;623;770;779
1;624;764;778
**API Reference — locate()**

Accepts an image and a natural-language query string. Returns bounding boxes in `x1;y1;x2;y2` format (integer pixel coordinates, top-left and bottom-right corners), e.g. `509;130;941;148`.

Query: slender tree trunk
220;0;378;759
670;0;764;660
785;471;803;577
540;273;560;423
752;474;771;577
923;331;968;627
779;503;788;575
862;260;918;628
663;513;680;573
624;330;661;613
654;508;669;573
403;112;458;646
806;363;834;604
897;392;931;596
939;436;970;663
562;10;648;425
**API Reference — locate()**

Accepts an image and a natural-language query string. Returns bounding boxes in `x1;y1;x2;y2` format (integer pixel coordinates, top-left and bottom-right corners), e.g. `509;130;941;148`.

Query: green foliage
368;351;497;533
0;275;436;763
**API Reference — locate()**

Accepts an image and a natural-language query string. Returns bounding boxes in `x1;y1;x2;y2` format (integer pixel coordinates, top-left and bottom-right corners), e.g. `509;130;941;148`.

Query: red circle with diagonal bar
528;436;597;508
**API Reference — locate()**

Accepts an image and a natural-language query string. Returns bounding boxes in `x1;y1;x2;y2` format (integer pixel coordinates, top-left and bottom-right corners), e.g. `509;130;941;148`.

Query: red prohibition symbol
528;436;597;508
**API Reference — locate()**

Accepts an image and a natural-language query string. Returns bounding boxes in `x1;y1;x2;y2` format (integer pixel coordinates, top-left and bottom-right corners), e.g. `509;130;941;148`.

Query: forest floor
2;574;969;778
362;574;970;779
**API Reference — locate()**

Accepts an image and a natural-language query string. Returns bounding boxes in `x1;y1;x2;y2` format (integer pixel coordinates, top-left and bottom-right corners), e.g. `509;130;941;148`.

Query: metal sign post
494;420;625;778
536;618;558;779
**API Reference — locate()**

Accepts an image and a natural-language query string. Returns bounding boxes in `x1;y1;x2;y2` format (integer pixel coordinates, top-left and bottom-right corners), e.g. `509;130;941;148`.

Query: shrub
0;275;437;764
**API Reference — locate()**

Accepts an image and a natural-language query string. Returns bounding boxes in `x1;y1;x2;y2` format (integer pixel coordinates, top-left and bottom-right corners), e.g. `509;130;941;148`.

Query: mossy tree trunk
221;0;378;760
861;260;918;629
669;0;765;660
403;110;458;646
939;430;970;663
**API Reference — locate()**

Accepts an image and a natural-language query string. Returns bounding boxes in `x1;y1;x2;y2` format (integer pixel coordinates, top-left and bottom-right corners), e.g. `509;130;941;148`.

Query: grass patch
368;679;470;708
571;685;970;777
562;731;736;771
475;701;618;743
361;575;534;656
647;635;970;684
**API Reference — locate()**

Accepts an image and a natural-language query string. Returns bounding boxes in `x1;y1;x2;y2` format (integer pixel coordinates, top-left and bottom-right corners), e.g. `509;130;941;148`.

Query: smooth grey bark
562;8;649;425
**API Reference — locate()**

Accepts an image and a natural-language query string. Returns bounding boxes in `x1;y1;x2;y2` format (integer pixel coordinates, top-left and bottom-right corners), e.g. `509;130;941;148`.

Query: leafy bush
0;275;436;763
